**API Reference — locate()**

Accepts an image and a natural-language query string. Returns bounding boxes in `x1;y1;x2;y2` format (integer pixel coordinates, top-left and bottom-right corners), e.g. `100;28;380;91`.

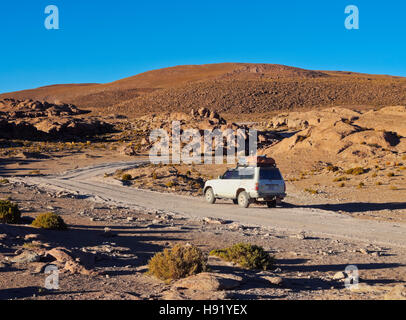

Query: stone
384;285;406;300
172;272;243;292
203;217;226;225
263;276;284;286
333;271;347;280
47;248;73;263
359;248;369;254
24;234;43;241
64;260;94;275
29;262;48;274
9;250;41;264
101;227;116;238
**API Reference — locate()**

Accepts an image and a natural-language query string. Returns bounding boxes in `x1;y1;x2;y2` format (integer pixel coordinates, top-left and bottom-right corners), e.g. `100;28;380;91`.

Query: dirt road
12;161;406;248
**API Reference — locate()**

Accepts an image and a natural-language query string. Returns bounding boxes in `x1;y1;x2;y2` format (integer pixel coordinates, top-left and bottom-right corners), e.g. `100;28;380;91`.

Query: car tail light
255;182;259;191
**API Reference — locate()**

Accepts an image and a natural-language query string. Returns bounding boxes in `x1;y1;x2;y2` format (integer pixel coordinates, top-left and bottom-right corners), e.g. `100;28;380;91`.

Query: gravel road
12;161;406;248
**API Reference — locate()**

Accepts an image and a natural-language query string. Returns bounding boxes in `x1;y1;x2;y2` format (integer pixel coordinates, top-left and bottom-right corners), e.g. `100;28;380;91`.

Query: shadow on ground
282;201;406;213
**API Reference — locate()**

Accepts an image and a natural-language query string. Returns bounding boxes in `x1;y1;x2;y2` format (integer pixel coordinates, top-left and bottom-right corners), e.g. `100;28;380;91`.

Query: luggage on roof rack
238;156;276;167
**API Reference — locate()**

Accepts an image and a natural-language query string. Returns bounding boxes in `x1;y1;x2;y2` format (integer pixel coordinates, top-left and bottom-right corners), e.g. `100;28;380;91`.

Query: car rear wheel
205;188;216;204
266;200;277;208
237;191;250;208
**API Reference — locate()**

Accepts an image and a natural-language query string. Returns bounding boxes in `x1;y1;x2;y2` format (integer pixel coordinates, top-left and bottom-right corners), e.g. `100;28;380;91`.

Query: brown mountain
2;63;406;117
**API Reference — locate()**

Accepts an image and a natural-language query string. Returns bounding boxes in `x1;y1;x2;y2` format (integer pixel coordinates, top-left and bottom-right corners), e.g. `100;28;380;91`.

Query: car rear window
259;168;283;180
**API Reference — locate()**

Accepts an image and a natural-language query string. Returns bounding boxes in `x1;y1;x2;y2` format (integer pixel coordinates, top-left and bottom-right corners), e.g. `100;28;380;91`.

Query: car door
237;167;255;195
217;169;240;198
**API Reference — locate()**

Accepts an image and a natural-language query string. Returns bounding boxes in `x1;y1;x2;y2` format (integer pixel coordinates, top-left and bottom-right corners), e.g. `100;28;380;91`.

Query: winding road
12;160;406;248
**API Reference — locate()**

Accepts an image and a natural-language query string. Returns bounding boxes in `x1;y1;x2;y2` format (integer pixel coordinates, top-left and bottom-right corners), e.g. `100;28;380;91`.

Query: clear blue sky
1;0;405;93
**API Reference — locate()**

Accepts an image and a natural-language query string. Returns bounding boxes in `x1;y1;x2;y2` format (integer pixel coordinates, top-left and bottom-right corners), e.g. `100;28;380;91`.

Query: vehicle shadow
281;201;406;213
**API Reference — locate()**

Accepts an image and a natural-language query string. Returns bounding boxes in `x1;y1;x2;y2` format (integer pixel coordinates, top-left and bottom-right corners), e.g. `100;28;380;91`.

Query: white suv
203;163;286;208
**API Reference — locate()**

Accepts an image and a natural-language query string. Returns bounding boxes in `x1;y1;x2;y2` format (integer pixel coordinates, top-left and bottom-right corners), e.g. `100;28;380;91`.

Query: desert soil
1;156;405;300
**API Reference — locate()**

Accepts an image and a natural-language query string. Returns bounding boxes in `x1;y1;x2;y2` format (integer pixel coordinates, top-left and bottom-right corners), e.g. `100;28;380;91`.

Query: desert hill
2;63;406;117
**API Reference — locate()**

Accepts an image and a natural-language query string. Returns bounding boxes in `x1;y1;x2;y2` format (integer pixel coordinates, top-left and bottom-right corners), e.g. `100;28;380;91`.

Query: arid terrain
2;63;406;118
1;63;405;300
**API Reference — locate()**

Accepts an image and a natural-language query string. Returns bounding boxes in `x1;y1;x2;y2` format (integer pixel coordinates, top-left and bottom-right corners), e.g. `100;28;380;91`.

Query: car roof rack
237;156;276;168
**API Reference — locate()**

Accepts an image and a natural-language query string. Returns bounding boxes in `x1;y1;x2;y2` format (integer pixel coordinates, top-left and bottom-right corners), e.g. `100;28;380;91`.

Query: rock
384;285;406;300
228;223;243;231
24;234;43;241
101;227;116;238
294;231;307;240
47;247;73;263
9;250;41;264
203;217;227;225
64;260;94;275
262;276;284;286
120;144;138;156
29;262;48;274
333;271;347;280
161;288;228;300
172;272;243;291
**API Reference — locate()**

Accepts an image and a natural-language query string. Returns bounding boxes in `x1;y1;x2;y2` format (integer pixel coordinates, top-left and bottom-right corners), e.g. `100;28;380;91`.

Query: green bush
210;243;274;271
0;200;21;224
148;244;207;283
32;212;67;230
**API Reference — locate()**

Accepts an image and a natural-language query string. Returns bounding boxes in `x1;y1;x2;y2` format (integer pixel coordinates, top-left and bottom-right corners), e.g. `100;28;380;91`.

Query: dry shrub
148;244;207;283
121;173;132;181
304;188;318;195
210;243;274;271
0;200;21;224
345;167;367;175
32;212;67;230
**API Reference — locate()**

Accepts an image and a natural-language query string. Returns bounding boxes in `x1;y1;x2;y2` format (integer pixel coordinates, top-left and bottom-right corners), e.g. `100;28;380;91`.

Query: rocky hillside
261;106;406;168
0;99;114;141
2;63;406;117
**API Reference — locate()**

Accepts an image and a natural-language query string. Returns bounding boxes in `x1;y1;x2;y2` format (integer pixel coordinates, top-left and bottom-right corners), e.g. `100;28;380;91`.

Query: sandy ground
1;152;405;300
1;181;405;300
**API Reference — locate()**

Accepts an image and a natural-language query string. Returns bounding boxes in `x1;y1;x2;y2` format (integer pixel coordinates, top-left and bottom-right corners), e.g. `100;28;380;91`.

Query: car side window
222;169;254;180
222;170;235;180
237;167;255;180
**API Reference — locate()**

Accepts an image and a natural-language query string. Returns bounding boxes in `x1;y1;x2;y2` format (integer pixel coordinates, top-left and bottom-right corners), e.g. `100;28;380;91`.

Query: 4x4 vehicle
203;156;286;208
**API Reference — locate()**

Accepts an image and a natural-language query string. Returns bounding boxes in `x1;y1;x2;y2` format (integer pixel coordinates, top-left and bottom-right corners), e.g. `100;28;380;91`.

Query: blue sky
0;0;405;93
